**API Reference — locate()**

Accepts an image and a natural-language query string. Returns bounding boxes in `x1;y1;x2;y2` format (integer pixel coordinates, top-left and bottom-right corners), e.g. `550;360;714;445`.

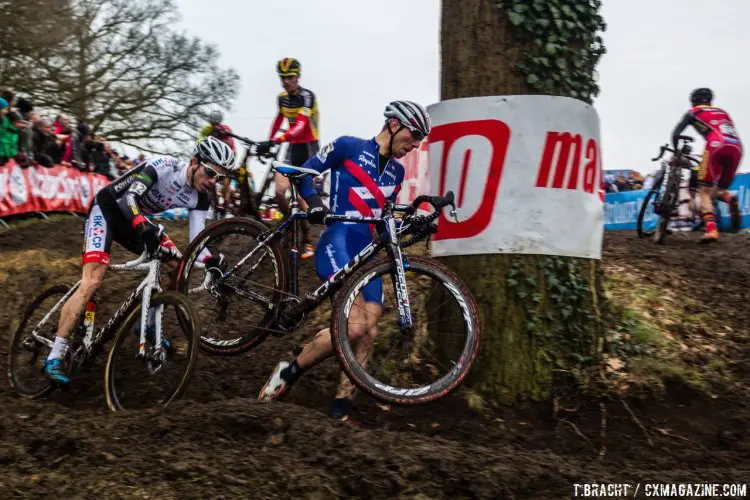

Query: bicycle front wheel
637;185;662;239
331;256;480;406
175;218;288;355
654;173;680;244
104;291;200;411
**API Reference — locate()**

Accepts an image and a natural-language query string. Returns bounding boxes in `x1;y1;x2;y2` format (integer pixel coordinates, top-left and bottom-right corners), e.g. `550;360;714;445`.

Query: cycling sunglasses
406;126;425;141
202;162;227;182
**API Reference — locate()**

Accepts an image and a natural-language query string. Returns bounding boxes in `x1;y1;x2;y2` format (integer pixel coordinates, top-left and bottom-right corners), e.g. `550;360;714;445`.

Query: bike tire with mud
654;172;680;244
104;291;201;411
330;256;481;406
637;178;663;239
175;217;288;355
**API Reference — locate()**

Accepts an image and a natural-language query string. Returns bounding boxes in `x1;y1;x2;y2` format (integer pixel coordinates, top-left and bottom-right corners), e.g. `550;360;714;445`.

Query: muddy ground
0;216;748;499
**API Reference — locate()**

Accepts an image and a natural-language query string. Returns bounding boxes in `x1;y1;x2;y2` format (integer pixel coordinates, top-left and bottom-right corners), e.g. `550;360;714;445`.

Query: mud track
0;218;748;499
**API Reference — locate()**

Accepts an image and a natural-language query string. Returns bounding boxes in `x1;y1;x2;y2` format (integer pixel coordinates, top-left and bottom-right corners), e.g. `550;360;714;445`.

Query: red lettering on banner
430;119;511;241
536;131;600;194
582;139;598;193
0;160;109;217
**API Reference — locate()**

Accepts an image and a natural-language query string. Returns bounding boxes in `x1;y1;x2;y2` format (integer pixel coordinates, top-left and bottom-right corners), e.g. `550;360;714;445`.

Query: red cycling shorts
698;139;743;189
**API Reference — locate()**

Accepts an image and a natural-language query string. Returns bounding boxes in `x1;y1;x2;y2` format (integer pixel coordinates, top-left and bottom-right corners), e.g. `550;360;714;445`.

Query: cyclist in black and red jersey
256;57;320;259
671;88;743;242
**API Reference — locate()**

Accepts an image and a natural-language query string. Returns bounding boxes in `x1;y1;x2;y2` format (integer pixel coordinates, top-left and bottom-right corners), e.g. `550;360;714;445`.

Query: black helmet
690;88;713;106
277;58;301;77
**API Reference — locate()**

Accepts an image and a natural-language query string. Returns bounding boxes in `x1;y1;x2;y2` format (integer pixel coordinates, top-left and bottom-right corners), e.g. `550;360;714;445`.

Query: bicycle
8;226;201;411
175;161;481;406
638;136;740;242
213;130;285;223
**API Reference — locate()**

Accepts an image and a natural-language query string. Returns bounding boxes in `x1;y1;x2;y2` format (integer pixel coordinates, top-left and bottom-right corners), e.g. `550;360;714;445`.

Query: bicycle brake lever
449;204;459;223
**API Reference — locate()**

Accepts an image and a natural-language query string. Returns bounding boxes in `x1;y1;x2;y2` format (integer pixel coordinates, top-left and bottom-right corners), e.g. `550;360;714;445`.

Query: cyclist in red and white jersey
671;88;743;242
43;137;237;385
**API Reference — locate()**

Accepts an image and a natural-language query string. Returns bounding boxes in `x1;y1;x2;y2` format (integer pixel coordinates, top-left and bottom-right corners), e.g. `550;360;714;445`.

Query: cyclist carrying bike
671;88;743;242
43;137;237;384
256;57;319;259
258;100;431;423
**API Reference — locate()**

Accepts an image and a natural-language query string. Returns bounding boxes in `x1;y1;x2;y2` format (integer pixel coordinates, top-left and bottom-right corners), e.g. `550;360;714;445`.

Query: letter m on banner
535;131;600;193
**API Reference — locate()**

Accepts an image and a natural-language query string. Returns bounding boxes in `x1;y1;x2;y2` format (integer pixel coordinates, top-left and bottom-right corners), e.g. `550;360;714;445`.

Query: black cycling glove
306;194;329;225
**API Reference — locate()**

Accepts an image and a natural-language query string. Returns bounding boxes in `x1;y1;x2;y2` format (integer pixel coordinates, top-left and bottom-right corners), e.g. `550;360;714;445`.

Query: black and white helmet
384;100;432;137
193;136;237;171
208;110;223;124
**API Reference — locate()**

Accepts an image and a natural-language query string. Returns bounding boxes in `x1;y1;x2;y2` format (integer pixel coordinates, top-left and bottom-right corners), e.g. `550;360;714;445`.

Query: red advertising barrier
0;160;111;217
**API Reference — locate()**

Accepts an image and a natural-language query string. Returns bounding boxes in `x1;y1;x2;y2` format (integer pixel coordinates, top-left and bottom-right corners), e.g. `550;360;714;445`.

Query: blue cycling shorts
315;224;383;304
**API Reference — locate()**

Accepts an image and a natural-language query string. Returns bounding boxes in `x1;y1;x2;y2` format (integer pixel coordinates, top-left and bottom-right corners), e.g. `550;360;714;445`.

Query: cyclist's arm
269;113;284;140
269;94;285;140
298;138;348;199
116;165;159;227
671;112;693;148
274;90;314;143
190;194;213;262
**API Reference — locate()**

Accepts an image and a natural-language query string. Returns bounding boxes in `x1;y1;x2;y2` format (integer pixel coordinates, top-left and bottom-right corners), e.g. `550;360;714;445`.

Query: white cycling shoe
257;361;291;402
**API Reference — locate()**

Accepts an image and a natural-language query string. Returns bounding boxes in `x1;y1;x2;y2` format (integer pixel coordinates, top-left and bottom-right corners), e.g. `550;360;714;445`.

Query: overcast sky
174;0;748;177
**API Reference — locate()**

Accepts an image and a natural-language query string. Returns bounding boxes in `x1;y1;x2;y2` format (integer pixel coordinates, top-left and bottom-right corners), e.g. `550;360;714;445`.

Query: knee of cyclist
80;276;104;297
347;322;370;341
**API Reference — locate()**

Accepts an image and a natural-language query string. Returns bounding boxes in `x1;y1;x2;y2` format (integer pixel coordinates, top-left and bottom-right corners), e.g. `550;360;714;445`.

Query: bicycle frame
29;250;166;363
221;176;417;331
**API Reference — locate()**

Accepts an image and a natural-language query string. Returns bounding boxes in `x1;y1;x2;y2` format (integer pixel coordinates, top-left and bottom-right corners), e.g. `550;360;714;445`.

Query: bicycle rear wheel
7;284;72;399
175;218;288;355
104;291;200;411
331;256;481;406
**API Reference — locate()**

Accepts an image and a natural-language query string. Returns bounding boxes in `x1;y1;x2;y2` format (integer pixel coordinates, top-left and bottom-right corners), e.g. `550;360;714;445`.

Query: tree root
651;426;707;450
558;418;595;453
620;398;654;446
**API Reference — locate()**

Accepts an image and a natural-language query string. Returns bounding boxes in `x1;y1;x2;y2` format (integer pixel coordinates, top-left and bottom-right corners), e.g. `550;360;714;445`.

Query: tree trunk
437;0;605;406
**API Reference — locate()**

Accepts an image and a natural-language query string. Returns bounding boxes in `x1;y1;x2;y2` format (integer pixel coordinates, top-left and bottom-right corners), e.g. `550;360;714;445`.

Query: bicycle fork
385;216;413;332
137;262;165;365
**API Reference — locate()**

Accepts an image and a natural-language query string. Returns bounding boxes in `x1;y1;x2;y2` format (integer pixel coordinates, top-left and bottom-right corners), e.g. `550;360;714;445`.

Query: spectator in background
628;171;644;190
32;117;59;167
614;175;632;192
0;97;8;164
0;110;28;166
15;97;34;163
87;135;120;179
54;113;72;165
1;90;15;108
63;122;90;170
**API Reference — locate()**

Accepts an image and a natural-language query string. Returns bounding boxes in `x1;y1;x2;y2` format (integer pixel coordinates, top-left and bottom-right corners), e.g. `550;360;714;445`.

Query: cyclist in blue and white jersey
258;100;432;423
43;137;236;385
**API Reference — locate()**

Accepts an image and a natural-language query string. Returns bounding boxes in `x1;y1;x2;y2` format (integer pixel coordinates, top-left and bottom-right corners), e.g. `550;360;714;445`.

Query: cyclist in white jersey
43;137;236;385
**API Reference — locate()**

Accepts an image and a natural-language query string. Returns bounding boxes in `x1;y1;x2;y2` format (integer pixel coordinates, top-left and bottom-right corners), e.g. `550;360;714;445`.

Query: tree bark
437;0;604;406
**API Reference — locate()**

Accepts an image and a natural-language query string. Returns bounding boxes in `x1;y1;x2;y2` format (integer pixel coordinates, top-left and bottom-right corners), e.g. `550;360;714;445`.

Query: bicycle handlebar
212;130;281;164
405;191;456;216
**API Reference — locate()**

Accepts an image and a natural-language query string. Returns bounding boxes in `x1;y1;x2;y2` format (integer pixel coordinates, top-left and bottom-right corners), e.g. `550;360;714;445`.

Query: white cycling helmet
193;136;237;171
384;100;431;137
208;110;223;124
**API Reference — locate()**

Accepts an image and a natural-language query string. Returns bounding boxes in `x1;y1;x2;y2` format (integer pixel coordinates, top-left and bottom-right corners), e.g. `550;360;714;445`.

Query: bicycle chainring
276;296;305;335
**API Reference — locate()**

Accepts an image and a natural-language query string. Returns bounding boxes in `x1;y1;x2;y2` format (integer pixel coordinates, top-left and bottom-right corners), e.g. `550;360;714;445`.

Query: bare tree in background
0;0;73;84
2;0;239;153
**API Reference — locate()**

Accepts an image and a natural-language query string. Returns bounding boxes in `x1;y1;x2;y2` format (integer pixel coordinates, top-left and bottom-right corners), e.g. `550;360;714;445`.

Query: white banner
427;95;604;259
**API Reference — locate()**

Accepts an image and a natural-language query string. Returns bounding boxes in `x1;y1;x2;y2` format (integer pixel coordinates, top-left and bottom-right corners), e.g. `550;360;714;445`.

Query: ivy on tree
496;0;606;102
